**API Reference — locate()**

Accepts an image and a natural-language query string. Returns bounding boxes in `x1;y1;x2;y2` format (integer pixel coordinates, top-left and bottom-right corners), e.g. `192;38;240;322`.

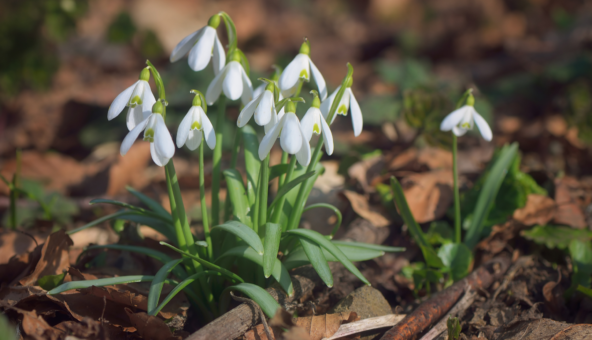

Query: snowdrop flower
237;82;276;128
320;79;363;137
440;95;492;141
108;68;156;131
120;101;175;166
177;93;216;151
206;51;253;105
169;14;225;74
279;41;327;100
258;101;311;166
301;91;334;155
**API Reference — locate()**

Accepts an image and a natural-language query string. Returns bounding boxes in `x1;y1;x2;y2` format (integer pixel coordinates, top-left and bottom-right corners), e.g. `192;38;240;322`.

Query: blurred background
1;0;592;234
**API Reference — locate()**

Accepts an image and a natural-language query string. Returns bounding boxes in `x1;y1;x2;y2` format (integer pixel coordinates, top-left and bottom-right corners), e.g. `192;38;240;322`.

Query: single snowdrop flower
108;67;156;131
301;91;334;155
258;101;311;166
279;41;327;100
238;82;276;128
440;94;492;141
320;77;363;137
177;93;216;151
120;101;175;166
206;50;253;105
170;14;225;74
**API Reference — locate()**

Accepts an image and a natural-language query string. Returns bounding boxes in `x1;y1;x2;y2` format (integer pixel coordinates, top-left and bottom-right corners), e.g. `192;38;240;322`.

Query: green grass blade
263;223;282;279
67;210;131;235
220;283;280;318
300;237;333;287
48;275;155;295
464;143;518;249
287;229;370;285
269;164;289;181
330;241;406;252
223;169;252;226
241;126;261;207
268;171;315;212
90;198;170;221
126;186;170;218
212;221;264;254
147;259;183;315
217;245;294;296
116;213;176;241
390;176;444;268
283;242;386;270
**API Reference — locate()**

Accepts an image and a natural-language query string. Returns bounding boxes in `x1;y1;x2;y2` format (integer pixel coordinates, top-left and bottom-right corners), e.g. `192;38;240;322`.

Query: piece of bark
418;290;477;340
379;255;511;340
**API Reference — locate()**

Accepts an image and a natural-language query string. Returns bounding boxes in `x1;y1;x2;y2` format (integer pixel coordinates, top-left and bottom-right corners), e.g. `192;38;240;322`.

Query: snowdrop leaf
223;169;251;226
212;221;263;255
220;283;280;318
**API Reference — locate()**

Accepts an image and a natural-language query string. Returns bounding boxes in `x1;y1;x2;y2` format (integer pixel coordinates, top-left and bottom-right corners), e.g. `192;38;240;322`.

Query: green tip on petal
466;93;475;107
208;14;221;28
299;40;310;55
139;67;151;81
285;101;296;113
152;101;164;114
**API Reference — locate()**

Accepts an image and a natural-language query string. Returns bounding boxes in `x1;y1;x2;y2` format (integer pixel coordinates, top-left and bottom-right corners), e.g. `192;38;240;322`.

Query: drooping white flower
301;94;334;155
108;68;156;131
177;95;216;151
440;105;492;141
120;101;175;166
238;82;275;128
279;42;327;100
169;15;225;74
258;101;311;166
320;84;363;137
206;51;253;105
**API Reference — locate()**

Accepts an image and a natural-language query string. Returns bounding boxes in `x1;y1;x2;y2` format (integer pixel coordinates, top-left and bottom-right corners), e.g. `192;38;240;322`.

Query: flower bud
208;14;221;28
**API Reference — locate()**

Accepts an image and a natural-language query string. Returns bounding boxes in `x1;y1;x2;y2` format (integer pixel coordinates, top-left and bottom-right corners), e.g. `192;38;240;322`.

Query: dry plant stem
380;255;511;340
230;291;273;340
418;290;477;340
324;314;407;340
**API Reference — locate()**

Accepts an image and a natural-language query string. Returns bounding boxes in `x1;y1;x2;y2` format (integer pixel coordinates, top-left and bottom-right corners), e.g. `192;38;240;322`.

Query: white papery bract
301;106;334;155
108;79;156;131
177;106;216;151
279;53;327;100
170;25;225;74
440;105;492;141
120;113;175;166
320;86;363;137
258;111;311;166
206;61;253;105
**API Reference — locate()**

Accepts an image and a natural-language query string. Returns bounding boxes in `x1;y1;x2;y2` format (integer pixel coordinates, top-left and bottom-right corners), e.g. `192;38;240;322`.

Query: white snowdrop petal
212;34;226;75
254;90;273;126
150;143;169;167
296;124;311;166
108;81;138;121
264;110;277;134
320;116;334;155
126;106;147;131
452;126;468;137
185;129;203;151
259;114;286;160
280;113;303;154
154;115;175;160
348;89;363;137
309;58;327;100
300;107;317;142
240;67;253;105
237;94;261;127
201;108;216;149
253;83;266;99
176;107;195;148
170;28;204;63
279;54;309;97
473;111;493;141
188;27;216;72
120;116;150;156
223;62;243;101
440;106;470;132
140;81;156;112
320;86;339;120
206;65;228;105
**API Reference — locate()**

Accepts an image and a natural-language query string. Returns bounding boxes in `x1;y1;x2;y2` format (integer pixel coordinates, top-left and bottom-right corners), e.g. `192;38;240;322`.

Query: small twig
419;288;477;340
230;291;273;340
323;314;406;340
492;256;531;301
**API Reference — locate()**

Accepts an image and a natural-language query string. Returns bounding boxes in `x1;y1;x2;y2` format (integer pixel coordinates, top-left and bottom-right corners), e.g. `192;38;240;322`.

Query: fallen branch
418;289;476;340
380;255;511;340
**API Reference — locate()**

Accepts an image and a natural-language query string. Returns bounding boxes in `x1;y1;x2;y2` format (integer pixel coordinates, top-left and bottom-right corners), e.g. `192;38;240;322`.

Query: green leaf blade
147;259;183;315
300;237;333;287
48;275;155;295
220;283;280;318
212;221;264;254
223;169;251;226
263;223;282;279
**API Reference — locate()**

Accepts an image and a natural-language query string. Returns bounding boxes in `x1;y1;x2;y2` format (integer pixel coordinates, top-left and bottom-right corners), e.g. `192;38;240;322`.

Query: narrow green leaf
286;229;370;285
48;275;156;295
67;210;130;235
90;199;170;222
569;240;592;294
330;241;405;253
217;245;294;296
437;243;472;282
117;213;176;241
126;186;170;218
304;203;343;238
223;169;251;226
283;243;385;270
212;221;264;254
263;223;282;279
147;259;183;315
269;164;290;181
220;283;280;318
241;126;261;206
268;171;315;212
390;177;444;268
464;143;518;249
300;238;333;287
38;272;66;291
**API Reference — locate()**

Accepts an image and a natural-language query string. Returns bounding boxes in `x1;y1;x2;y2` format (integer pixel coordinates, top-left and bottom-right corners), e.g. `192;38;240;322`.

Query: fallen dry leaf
348;155;383;193
400;170;453;223
342;191;391;227
294;311;360;340
125;308;180;340
553;177;587;229
513;194;556;226
550;324;592;340
19;230;73;286
0;231;46;265
542;271;564;316
21;309;60;340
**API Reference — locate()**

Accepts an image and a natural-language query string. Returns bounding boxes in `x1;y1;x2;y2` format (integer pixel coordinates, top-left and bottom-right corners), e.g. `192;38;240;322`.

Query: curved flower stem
200;138;213;260
452;134;461;243
271;156;298;224
211;96;226;227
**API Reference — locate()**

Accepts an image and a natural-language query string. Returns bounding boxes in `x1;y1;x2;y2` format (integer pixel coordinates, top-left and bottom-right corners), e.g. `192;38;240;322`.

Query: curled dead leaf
342;190;391;227
19;230;73;287
513;194;556;226
553;177;587;229
400;170;453;223
125;307;181;340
